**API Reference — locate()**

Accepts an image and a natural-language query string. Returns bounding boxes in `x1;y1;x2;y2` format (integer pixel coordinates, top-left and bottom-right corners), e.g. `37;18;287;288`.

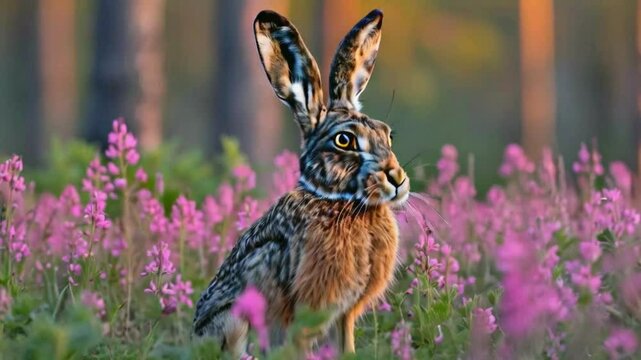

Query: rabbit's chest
292;208;398;313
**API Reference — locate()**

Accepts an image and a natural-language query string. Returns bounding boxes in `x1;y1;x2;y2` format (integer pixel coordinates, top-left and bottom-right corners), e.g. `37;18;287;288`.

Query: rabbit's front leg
339;311;357;353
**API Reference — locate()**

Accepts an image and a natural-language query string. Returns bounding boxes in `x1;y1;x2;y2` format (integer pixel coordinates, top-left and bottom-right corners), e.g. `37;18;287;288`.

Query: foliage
1;120;641;359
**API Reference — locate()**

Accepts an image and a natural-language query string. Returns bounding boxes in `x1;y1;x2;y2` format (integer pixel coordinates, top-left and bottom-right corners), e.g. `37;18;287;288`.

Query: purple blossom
233;164;257;192
306;344;336;360
235;198;261;231
378;301;392;312
135;168;148;183
231;286;269;350
473;307;497;334
609;161;632;196
84;191;111;230
437;144;459;185
106;118;140;166
155;172;164;194
272;150;300;199
499;144;534;177
391;322;413;360
81;290;107;319
0;287;11;315
0;155;26;193
141;241;176;277
144;274;193;315
82;155;114;198
572;143;604;176
138;189;168;234
604;328;638;359
171;195;205;249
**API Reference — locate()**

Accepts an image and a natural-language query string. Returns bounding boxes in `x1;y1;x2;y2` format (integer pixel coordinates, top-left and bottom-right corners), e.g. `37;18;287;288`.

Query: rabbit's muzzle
364;157;409;207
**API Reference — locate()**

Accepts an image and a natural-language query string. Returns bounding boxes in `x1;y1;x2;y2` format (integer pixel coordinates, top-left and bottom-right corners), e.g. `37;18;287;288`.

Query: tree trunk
131;0;165;152
600;1;637;168
39;0;77;146
0;0;41;163
84;0;134;149
519;0;556;159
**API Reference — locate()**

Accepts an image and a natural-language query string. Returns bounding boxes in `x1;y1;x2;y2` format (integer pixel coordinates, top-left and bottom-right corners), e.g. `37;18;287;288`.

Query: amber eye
334;132;356;150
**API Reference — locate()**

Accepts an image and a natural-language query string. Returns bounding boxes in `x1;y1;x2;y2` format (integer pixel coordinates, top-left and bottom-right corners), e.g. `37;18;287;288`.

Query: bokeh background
0;0;639;193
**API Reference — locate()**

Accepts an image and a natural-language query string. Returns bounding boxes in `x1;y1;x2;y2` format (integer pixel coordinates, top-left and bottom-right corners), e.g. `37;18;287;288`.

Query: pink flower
84;190;111;230
306;344;336;360
437;144;459;185
81;290;106;319
272;150;300;198
171;195;205;249
573;143;604;176
499;144;534;177
0;287;11;315
105;119;140;166
138;189;168;234
473;307;497;334
203;196;224;225
231;286;269;350
378;301;392;312
235;198;261;231
604;328;637;359
0;155;26;193
579;241;601;262
609;161;632;196
141;241;176;277
391;322;413;360
155;172;164;194
135;168;148;183
233;164;256;192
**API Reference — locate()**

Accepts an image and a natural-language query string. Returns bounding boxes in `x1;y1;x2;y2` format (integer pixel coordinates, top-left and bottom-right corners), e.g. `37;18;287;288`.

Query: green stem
53;284;69;319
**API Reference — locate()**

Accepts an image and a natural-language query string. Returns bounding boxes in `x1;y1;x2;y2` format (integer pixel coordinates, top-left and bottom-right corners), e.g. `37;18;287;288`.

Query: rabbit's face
299;109;409;206
255;9;407;206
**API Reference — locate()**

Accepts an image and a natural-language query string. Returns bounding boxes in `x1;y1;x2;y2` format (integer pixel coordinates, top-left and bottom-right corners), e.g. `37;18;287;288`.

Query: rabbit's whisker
408;192;449;227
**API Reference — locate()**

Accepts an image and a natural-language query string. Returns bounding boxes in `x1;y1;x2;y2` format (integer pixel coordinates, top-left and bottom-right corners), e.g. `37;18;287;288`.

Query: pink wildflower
81;290;107;319
307;344;336;360
84;190;111;230
391;322;413;360
499;144;534;177
272;150;300;198
437;144;459;185
233;164;257;192
0;287;11;315
572;143;604;176
141;241;176;277
473;307;497;334
604;328;637;359
231;286;269;350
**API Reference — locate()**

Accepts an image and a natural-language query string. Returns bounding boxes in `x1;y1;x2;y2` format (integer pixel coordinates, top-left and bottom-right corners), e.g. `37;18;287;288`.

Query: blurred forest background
0;0;639;192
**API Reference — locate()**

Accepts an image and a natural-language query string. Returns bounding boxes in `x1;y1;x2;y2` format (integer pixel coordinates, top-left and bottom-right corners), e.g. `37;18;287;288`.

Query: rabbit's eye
334;132;357;150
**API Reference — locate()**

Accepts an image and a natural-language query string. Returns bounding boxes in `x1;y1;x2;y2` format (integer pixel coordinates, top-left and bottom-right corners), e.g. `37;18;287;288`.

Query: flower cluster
2;121;641;358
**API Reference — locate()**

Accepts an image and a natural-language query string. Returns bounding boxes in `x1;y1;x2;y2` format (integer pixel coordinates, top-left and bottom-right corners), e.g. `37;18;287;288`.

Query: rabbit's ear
254;10;325;137
328;9;383;111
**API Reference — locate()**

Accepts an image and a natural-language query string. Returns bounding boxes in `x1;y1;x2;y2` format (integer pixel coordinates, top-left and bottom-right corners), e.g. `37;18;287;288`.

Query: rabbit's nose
385;168;406;188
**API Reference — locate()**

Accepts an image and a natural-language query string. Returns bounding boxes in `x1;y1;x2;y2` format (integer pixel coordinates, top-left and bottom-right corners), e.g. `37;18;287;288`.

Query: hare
193;8;409;356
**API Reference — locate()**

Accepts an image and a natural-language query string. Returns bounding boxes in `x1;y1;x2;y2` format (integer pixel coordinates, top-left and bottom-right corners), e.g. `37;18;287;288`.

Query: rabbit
192;8;409;357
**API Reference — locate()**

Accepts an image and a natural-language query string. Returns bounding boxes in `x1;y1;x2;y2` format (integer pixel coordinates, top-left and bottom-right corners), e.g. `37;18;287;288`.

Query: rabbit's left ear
254;10;325;137
329;9;383;111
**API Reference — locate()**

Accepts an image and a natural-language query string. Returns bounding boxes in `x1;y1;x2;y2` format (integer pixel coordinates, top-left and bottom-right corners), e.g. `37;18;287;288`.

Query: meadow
0;119;640;359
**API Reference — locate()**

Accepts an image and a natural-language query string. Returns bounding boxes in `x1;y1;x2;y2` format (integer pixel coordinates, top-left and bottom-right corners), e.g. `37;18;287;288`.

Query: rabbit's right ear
254;10;325;137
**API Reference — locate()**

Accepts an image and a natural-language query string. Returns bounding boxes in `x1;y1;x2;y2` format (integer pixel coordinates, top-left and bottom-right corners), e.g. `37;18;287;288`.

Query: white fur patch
290;82;306;108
